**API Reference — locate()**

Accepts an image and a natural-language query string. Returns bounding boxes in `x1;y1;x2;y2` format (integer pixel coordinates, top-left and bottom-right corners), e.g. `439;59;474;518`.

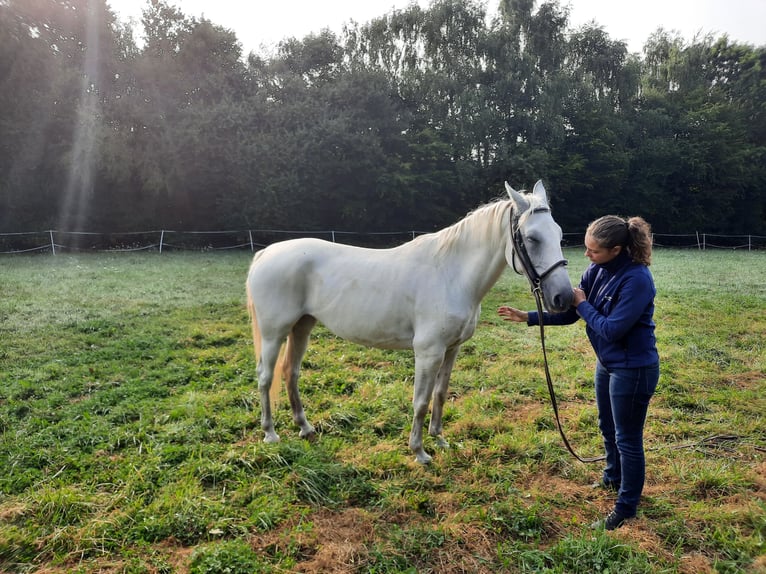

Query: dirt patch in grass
753;461;766;496
614;523;681;568
726;371;766;390
525;472;592;506
415;522;498;574
160;541;194;574
0;503;26;522
250;507;375;574
248;506;502;574
677;552;715;574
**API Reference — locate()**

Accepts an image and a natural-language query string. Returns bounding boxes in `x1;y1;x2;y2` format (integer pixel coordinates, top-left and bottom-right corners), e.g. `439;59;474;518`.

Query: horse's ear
505;181;530;213
532;180;549;203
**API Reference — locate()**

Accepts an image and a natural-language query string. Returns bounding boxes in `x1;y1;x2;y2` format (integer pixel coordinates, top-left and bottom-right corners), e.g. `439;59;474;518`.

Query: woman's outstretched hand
497;306;528;323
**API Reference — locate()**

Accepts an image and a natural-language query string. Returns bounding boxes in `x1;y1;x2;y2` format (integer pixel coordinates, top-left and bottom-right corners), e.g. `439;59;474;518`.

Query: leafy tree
0;0;120;232
636;32;765;232
243;31;412;231
0;0;763;238
548;24;637;226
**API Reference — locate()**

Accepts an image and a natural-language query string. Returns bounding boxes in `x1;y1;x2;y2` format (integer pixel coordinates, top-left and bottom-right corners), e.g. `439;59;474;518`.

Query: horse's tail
246;259;284;407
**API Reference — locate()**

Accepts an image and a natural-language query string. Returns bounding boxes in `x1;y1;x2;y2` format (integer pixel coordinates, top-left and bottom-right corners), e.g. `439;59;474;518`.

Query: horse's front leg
409;350;444;464
429;345;460;449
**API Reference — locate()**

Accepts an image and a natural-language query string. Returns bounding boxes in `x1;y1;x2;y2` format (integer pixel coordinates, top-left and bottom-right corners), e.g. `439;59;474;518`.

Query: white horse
246;180;572;464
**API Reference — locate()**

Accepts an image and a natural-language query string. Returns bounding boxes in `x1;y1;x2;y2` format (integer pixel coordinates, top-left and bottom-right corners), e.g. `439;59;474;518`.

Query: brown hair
586;215;653;266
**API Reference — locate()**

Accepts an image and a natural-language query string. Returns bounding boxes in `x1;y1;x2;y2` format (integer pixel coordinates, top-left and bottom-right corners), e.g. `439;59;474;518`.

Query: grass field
0;248;764;573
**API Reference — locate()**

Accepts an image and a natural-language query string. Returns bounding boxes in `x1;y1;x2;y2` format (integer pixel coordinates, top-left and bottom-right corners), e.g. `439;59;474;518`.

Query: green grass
0;249;764;573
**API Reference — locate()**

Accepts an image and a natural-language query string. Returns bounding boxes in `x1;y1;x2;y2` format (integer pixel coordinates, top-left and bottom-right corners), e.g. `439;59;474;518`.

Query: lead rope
531;285;605;463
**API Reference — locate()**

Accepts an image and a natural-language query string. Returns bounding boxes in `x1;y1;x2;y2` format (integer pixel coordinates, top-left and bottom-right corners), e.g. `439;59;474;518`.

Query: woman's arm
575;272;655;341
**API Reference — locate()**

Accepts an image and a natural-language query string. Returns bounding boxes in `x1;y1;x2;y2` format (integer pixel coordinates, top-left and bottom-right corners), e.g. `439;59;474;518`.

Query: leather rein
511;207;605;463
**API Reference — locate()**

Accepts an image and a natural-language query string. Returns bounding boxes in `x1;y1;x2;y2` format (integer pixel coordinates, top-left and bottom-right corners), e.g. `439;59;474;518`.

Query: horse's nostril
551;292;572;311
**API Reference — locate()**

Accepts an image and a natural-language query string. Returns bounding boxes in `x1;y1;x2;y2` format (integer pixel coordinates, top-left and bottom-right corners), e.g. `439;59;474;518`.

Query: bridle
510;206;569;294
510;206;605;463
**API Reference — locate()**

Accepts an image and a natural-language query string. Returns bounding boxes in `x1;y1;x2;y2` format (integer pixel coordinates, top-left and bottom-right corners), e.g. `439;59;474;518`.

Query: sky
107;0;766;56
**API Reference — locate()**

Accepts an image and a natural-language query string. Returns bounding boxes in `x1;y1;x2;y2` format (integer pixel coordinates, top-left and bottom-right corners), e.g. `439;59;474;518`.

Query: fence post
159;230;165;254
331;231;336;243
249;230;254;252
49;230;56;255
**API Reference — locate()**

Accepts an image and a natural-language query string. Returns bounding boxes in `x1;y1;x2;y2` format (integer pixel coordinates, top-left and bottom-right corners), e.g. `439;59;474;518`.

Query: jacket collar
599;249;632;274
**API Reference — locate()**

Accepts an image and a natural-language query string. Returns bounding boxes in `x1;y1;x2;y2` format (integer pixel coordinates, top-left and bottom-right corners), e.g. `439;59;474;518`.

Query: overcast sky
108;0;766;56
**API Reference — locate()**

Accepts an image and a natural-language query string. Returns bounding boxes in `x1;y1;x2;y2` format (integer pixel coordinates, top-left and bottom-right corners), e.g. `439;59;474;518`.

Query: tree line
1;0;764;237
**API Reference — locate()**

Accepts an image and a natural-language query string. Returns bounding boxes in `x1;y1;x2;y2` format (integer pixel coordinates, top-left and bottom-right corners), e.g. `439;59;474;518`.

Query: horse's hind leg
258;337;284;443
284;315;317;440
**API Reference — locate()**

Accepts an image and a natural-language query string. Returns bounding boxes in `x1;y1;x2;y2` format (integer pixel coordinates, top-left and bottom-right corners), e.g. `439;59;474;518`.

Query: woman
498;215;659;530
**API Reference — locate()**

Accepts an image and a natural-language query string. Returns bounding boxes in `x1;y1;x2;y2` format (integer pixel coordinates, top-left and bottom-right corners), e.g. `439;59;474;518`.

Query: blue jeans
595;361;659;518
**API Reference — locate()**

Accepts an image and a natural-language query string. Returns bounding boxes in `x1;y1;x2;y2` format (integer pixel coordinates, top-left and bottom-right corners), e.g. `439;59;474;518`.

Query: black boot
590;510;627;531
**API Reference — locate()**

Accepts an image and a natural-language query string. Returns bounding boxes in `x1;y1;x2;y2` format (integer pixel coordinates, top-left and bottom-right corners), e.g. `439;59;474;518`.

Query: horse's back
246;237;437;348
248;238;378;286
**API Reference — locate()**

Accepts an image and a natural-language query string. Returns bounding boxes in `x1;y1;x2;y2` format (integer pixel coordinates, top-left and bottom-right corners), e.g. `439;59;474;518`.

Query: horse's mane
405;188;551;259
409;198;511;258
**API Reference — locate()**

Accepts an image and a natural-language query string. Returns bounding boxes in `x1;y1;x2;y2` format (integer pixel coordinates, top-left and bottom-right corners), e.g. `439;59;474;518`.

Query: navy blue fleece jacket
527;250;659;368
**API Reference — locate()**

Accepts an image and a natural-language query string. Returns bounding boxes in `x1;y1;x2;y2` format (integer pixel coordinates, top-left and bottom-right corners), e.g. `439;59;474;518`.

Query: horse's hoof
414;451;432;465
263;432;280;444
300;428;317;442
434;436;449;449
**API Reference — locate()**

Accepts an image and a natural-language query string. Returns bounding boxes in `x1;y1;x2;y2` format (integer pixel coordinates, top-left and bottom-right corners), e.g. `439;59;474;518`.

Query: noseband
511;206;568;293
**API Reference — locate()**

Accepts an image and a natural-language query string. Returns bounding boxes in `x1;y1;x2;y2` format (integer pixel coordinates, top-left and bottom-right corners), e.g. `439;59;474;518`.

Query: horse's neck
467;244;508;301
439;203;510;302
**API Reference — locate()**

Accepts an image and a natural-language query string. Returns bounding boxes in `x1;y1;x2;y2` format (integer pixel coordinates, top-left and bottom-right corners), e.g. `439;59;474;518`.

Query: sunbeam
58;0;102;239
